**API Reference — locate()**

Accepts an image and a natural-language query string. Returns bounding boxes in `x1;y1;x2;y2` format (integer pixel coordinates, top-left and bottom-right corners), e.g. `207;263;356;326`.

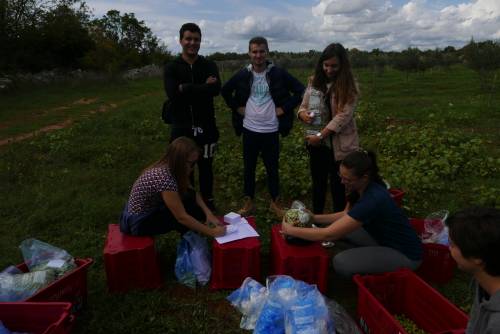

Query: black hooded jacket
163;55;221;131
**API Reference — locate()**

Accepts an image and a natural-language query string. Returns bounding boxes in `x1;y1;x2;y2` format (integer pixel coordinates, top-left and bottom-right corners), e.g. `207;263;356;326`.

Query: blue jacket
221;62;305;136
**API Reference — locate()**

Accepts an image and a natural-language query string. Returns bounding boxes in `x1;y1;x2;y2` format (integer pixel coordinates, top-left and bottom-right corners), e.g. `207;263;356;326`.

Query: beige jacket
298;83;359;161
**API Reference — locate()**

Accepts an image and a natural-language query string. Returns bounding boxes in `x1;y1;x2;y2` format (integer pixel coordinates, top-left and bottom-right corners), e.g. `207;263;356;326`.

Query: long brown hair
149;136;199;194
311;43;358;112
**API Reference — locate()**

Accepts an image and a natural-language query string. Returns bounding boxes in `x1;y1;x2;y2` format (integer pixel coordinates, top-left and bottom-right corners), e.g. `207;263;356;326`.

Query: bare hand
206;76;217;84
237;107;245;116
276;107;285;116
212;225;226;237
305;134;321;146
281;218;292;236
298;110;313;124
206;214;222;227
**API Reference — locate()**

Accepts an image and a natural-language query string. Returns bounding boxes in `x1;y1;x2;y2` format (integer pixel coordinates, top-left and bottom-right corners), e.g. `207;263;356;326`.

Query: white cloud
85;0;500;53
311;0;500;50
224;16;307;42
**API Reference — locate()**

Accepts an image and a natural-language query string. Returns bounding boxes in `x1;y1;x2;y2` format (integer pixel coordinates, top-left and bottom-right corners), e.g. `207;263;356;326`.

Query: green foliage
395;314;428;334
1;0;94;71
0;1;171;73
462;39;500;99
85;10;170;73
360;109;499;213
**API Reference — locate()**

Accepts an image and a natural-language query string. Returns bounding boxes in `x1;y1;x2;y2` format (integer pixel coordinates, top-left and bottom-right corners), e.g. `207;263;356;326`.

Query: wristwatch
316;132;323;139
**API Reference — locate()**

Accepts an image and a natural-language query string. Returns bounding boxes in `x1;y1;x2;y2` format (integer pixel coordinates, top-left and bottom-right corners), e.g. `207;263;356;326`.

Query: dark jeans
170;126;219;200
242;128;280;200
124;189;206;236
307;144;345;213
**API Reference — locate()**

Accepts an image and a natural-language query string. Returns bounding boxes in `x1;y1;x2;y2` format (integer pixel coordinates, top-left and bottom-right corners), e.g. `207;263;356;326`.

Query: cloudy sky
84;0;500;54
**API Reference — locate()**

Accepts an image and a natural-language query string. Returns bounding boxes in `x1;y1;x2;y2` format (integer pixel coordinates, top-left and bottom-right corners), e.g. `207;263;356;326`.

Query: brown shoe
270;199;285;220
237;196;255;217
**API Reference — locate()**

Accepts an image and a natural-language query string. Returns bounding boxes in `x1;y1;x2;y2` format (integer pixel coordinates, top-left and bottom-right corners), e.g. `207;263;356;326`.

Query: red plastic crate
409;218;457;284
210;217;261;290
270;224;329;293
389;188;404;207
354;269;468;334
16;258;93;313
103;224;162;293
0;302;75;334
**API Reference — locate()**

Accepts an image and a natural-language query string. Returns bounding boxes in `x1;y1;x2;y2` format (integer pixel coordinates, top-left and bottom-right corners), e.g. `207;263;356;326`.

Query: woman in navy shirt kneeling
281;150;422;278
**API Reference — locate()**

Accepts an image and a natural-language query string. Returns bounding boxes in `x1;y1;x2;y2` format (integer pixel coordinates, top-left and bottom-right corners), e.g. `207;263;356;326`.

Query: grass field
0;65;499;333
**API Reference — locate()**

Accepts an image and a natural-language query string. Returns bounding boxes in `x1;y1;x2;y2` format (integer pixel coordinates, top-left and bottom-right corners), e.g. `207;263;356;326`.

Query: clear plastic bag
226;277;267;330
284;201;312;228
229;275;334;334
0;266;22;276
283;280;334;334
254;276;296;334
422;210;449;245
19;239;76;277
174;238;196;289
325;298;362;334
183;231;211;286
0;269;56;302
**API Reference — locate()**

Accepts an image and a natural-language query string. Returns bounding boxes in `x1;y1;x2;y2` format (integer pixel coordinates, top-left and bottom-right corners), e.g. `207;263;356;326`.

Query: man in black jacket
164;23;221;211
221;36;305;217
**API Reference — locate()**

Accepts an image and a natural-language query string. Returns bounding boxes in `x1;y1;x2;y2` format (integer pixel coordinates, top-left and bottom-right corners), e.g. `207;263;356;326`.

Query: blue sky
84;0;500;54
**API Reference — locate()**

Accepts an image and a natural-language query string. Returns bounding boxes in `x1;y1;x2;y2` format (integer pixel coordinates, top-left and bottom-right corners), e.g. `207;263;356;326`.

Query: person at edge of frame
446;207;500;334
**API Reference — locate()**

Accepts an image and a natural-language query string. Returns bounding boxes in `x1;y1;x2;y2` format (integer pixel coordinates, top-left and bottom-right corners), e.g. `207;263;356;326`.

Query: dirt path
0;120;73;146
0;93;155;147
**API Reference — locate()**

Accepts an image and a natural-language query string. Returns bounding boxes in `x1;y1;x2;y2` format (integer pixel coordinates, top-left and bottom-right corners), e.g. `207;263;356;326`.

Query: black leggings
170;126;218;201
307;144;345;213
136;190;205;236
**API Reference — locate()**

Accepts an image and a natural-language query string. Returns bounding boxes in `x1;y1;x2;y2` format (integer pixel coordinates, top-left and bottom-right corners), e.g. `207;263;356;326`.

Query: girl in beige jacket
297;43;359;213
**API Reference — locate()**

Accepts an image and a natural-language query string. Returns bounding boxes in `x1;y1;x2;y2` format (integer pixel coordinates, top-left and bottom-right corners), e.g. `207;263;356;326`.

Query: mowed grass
0;65;499;333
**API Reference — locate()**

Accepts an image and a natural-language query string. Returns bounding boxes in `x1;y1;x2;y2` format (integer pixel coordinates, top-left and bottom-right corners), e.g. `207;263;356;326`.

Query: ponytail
341;149;384;186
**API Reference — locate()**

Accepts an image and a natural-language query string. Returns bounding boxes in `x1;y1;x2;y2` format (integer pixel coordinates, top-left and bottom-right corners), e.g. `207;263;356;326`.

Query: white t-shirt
243;70;278;133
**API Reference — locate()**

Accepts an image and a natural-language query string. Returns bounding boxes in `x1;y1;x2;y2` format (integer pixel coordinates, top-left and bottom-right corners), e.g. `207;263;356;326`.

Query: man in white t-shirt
221;37;305;216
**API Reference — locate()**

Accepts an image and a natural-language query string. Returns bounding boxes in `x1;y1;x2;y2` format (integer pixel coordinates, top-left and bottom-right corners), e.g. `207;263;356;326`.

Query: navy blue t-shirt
347;182;423;261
